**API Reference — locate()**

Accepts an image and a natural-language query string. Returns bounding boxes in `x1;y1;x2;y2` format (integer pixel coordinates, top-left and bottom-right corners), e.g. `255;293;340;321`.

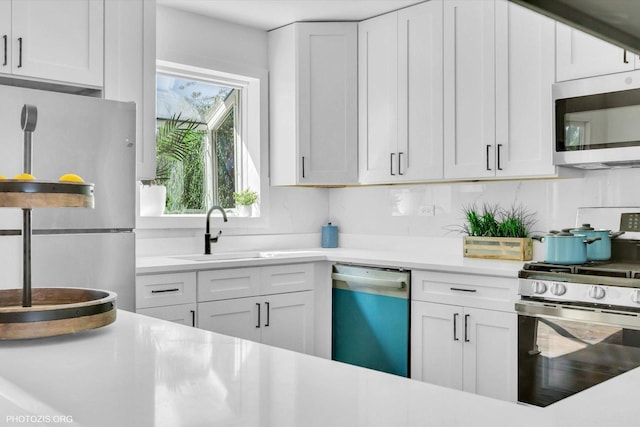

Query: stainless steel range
517;211;640;407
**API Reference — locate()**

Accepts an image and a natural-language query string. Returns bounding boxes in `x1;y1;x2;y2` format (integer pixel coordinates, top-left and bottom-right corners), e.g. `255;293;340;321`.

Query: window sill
136;213;268;230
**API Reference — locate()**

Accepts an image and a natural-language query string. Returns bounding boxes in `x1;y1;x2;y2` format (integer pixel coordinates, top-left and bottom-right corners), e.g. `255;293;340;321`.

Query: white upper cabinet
556;22;638;82
443;0;496;179
496;1;556;177
9;0;103;87
269;22;358;186
445;0;564;180
104;0;157;180
358;12;398;183
359;0;443;184
0;0;10;76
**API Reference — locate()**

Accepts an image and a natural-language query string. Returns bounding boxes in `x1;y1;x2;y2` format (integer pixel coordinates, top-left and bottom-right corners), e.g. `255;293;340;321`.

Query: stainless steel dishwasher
331;264;410;377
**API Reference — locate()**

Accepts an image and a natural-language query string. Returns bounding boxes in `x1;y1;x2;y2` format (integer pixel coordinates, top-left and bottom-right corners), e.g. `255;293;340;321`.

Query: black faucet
204;205;228;254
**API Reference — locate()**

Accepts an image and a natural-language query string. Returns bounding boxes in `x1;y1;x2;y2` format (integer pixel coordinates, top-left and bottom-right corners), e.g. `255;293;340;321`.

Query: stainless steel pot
532;231;601;264
567;224;625;261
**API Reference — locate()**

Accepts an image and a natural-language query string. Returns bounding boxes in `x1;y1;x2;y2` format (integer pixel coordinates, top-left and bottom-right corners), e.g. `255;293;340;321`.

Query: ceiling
156;0;424;31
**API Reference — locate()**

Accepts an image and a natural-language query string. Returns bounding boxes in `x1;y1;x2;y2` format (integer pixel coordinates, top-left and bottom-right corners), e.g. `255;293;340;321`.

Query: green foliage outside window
148;114;206;214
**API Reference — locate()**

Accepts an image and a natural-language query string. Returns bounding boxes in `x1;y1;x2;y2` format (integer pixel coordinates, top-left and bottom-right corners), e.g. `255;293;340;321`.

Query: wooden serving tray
0;180;94;208
0;288;116;339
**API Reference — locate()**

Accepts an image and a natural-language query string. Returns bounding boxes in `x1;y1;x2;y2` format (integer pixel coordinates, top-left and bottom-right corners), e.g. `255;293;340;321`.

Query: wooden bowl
0;288;116;339
0;180;94;208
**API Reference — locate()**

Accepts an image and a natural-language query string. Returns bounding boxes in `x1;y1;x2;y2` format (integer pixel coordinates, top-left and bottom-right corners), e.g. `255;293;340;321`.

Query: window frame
208;89;241;208
137;59;269;230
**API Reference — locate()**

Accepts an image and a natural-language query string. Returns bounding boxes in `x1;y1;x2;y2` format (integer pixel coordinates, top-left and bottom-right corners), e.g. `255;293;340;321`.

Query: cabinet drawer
411;270;517;312
137;303;196;327
261;263;314;295
197;268;261;302
136;272;196;309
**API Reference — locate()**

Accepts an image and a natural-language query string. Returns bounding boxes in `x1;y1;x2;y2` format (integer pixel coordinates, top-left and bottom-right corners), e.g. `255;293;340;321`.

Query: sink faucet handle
211;230;222;243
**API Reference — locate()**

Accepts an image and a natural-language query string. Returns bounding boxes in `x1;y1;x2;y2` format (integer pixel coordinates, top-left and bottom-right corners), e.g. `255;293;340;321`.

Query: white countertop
137;247;525;278
0;310;637;427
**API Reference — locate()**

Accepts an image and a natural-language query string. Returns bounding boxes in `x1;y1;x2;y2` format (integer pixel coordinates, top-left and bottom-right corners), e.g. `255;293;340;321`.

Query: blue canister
321;222;338;248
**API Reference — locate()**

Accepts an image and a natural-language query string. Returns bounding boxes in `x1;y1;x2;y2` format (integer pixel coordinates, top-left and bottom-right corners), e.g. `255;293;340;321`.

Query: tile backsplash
328;169;640;238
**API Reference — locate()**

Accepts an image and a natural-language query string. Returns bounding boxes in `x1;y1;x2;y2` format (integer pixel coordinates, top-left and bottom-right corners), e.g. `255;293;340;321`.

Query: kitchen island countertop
0;310;637;427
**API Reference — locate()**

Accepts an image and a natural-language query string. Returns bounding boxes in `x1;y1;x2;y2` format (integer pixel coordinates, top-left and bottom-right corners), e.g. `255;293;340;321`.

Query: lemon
13;173;35;180
0;175;6;180
59;173;84;183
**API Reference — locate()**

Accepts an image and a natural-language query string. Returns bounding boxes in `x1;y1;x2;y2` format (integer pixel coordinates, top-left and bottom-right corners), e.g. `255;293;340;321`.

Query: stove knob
588;285;606;300
631;289;640;304
532;281;547;294
550;282;567;296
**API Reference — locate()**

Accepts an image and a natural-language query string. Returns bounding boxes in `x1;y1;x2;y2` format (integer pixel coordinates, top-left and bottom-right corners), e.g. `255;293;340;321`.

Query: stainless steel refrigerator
0;85;136;311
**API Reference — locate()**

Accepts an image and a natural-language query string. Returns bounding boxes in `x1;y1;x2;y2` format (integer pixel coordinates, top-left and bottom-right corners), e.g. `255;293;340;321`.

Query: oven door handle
516;300;640;330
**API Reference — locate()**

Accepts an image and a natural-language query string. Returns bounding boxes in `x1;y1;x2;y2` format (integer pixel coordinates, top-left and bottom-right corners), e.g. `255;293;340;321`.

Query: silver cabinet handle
331;272;406;288
190;310;195;327
486;145;492;171
453;313;459;341
624;49;629;64
398;152;404;175
390;153;396;176
150;288;179;294
17;37;22;68
497;144;503;171
2;35;6;66
265;302;270;327
464;314;470;342
256;303;261;328
301;156;305;178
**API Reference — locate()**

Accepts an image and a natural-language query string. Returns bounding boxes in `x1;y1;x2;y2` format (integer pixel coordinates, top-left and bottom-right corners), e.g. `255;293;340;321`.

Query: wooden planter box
463;236;533;261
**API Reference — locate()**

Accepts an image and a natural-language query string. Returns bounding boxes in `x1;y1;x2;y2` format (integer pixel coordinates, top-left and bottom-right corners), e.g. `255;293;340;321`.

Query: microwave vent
564;160;640;170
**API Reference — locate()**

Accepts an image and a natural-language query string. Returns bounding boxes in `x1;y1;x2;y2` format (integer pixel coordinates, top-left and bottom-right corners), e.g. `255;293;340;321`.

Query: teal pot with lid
567;224;625;261
532;231;601;265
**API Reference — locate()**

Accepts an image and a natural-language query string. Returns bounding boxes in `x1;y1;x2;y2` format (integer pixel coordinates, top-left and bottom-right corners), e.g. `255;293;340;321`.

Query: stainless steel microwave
554;71;640;169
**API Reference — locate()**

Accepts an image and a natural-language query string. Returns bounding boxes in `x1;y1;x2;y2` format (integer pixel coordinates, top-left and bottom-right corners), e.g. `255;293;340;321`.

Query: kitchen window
145;61;265;224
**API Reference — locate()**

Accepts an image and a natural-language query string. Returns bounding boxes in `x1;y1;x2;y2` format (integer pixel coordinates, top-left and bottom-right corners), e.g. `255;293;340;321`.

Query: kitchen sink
171;251;267;262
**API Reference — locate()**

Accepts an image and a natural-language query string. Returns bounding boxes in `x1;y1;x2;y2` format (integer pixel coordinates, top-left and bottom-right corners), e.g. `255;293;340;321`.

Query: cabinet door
462;307;517;402
297;23;358;185
556;22;634;82
260;263;314;296
197;267;261;301
411;301;463;390
261;291;314;354
11;0;103;87
136;272;197;309
443;0;496;179
104;0;156;180
496;1;556;177
0;0;10;75
396;1;444;181
358;12;398;183
137;303;196;327
198;296;262;343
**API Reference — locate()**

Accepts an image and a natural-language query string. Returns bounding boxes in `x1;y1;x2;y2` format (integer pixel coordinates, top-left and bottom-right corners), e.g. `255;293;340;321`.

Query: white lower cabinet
135;263;315;355
410;270;517;402
197;263;316;355
137;303;196;327
135;272;198;326
198;291;314;354
411;301;516;401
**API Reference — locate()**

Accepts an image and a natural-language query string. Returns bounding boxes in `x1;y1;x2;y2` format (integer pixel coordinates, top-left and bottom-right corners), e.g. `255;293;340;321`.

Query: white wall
328;169;640;242
137;7;330;256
